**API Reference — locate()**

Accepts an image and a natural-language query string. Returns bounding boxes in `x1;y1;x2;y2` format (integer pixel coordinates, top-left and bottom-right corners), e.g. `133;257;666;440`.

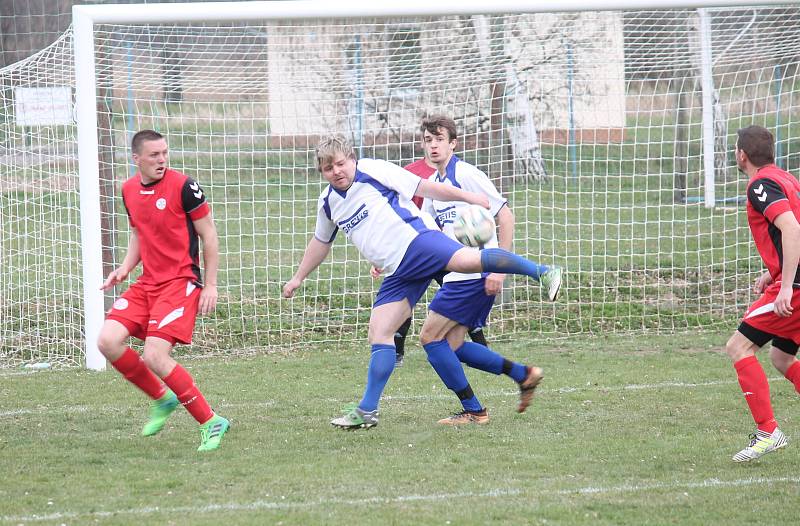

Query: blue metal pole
773;63;783;168
567;41;577;178
126;41;136;177
354;34;364;159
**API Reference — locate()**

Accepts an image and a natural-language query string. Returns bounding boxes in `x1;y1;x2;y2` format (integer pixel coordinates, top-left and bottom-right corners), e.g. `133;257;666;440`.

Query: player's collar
138;168;168;187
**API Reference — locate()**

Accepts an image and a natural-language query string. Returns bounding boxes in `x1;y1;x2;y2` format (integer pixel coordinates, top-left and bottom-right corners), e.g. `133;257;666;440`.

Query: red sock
111;348;166;400
734;355;777;433
785;361;800;395
162;364;214;424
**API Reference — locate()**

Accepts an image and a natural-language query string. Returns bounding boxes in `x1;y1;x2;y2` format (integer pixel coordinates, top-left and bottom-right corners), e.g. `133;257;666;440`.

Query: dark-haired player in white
417;115;555;424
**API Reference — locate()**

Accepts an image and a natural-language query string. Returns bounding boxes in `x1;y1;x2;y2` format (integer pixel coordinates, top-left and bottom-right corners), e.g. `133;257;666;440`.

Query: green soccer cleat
540;266;562;302
197;414;230;452
142;390;179;437
330;403;378;430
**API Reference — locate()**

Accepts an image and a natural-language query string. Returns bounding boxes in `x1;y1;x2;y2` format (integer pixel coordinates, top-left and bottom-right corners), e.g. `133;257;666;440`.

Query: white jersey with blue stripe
421;155;508;283
314;158;438;276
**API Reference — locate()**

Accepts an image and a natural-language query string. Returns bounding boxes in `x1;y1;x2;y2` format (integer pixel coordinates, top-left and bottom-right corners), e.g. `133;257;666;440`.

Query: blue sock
358;344;396;412
423;340;482;412
480;248;549;281
455;341;527;383
455;341;503;374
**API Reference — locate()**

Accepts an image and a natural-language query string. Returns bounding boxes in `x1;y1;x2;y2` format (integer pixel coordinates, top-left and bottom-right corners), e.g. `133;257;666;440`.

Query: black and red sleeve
181;177;211;220
748;177;791;222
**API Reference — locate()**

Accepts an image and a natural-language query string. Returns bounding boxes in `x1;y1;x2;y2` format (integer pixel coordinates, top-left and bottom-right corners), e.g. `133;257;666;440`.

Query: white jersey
314;158;438;276
421;155;508;283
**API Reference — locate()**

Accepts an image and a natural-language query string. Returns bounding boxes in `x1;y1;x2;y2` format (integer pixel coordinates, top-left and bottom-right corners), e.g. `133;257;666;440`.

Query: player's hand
753;271;772;294
774;286;794;317
370;266;384;279
198;284;218;315
485;273;505;296
100;268;128;291
282;278;301;298
470;193;490;209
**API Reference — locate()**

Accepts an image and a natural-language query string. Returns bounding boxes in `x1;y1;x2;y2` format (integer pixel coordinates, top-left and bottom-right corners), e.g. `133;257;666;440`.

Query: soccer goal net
1;0;798;368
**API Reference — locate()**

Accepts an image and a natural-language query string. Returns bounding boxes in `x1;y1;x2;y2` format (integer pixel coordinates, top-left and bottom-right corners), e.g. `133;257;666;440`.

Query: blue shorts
429;278;496;328
374;230;464;309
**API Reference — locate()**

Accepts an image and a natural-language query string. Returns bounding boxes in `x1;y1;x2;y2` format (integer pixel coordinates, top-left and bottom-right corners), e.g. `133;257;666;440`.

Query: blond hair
315;135;356;171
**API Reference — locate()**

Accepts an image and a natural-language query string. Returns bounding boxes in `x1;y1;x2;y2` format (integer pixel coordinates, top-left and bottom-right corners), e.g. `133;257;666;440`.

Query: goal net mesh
2;6;799;366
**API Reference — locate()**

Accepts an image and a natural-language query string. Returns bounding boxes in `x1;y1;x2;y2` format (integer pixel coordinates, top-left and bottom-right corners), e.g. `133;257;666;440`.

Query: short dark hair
420;115;458;142
736;125;775;167
131;129;164;154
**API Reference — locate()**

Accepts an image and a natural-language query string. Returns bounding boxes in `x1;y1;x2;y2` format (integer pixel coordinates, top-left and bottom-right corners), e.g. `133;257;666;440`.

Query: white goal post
2;0;796;369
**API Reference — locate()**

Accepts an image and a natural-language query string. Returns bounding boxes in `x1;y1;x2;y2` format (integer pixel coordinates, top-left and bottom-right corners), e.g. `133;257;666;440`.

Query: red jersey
404;158;436;209
122;168;210;287
746;164;800;286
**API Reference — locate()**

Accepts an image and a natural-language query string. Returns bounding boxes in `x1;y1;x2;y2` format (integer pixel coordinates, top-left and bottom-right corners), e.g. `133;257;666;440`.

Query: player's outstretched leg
732;428;788;462
142;390;179;436
394;317;412;367
331;403;379;430
540;266;563;302
479;248;562;301
198;414;230;452
454;341;543;413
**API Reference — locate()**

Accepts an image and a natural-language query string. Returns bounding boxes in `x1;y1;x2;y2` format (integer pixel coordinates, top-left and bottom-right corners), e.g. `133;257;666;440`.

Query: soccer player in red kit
726;125;800;462
97;130;229;452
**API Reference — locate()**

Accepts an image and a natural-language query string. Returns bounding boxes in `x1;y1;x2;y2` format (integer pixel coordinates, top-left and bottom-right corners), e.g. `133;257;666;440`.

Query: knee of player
141;349;170;374
769;347;794;374
724;334;750;361
418;325;438;346
96;330;122;356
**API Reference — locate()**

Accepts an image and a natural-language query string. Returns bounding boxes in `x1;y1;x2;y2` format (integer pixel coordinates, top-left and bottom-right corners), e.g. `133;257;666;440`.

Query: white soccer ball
452;205;496;247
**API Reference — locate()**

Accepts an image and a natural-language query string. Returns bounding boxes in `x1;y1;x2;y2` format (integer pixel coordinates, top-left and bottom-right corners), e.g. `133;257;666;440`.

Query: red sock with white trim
111;347;166;400
162;364;214;424
734;355;777;433
784;361;800;395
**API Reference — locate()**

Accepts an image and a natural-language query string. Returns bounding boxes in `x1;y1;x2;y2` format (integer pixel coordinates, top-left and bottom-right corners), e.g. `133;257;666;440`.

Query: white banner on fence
14;86;73;127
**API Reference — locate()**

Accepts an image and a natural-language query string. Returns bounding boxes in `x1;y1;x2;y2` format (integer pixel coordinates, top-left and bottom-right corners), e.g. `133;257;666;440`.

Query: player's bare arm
100;227;141;290
773;211;800;317
754;270;772;293
485;205;514;296
415;179;490;209
283;237;333;298
194;214;220;315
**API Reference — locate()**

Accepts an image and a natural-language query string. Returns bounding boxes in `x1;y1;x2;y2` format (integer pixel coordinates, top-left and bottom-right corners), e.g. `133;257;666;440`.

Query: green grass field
2;331;799;525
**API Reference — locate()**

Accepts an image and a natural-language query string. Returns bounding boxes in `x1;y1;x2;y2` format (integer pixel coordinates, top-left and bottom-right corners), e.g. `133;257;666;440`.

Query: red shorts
107;278;202;345
741;282;800;344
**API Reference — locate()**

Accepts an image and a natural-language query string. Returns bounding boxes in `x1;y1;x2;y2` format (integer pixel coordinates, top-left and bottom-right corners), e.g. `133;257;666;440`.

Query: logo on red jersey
113;298;129;310
156;198;167;210
190;181;203;199
753;184;767;202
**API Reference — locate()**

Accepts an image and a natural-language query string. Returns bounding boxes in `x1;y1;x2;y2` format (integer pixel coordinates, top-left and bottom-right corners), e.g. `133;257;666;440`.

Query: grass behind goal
2;332;798;525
